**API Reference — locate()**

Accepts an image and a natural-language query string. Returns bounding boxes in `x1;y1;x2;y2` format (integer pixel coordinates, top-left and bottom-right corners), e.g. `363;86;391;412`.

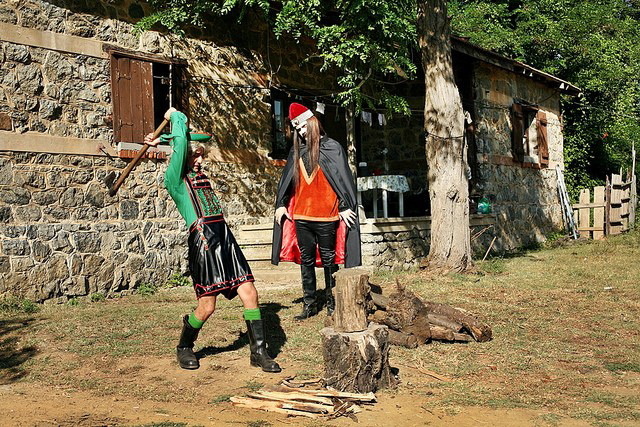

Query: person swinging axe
144;108;281;372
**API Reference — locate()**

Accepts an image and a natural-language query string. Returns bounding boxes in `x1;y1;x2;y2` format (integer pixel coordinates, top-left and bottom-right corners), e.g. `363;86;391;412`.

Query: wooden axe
104;118;170;196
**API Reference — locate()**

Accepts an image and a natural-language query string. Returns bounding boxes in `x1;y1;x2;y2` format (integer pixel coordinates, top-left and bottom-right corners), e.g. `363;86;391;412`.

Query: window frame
107;46;188;158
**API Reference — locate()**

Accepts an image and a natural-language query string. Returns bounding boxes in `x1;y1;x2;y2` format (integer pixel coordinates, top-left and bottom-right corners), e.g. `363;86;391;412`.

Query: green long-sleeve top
163;111;222;227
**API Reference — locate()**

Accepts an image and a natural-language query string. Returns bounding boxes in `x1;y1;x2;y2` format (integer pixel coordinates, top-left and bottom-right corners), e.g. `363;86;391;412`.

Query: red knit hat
289;103;314;128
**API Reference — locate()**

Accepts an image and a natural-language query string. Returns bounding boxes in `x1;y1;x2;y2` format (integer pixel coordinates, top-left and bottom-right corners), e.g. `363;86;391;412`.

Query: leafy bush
90;292;106;303
0;297;40;313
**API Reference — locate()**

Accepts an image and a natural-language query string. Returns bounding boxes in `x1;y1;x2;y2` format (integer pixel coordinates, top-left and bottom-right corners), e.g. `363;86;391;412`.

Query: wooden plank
130;60;145;144
593;186;605;239
110;55;122;142
117;57;133;142
610;174;623;234
0;131;114;156
0;22;107;58
572;202;606;209
576;227;605;232
141;61;154;135
578;189;591;239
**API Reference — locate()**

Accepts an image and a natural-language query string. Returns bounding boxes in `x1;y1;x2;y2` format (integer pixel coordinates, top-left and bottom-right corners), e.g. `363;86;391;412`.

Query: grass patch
604;362;640;373
2;230;640;425
242;381;264;393
209;394;232;404
0;297;40;313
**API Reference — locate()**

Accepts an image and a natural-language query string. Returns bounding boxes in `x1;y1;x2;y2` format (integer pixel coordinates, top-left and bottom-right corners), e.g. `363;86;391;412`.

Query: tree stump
333;268;370;332
321;323;396;393
321;269;395;393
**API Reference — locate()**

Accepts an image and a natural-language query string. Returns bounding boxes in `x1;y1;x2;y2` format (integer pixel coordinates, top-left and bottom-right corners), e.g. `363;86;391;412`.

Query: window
109;49;187;157
511;102;549;167
269;88;292;160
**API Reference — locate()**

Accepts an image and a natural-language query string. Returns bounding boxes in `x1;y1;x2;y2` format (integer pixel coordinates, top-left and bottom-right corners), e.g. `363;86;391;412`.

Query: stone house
0;1;578;302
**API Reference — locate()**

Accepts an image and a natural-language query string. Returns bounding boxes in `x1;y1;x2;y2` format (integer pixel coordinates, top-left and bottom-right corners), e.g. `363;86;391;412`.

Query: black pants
294;220;339;308
294;220;339;267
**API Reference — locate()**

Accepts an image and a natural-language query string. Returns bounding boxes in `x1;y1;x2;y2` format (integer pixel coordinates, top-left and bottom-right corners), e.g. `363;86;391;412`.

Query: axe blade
103;171;118;195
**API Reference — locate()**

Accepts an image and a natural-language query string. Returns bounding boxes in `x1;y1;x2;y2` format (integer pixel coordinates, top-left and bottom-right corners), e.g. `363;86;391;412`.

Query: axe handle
109;118;170;196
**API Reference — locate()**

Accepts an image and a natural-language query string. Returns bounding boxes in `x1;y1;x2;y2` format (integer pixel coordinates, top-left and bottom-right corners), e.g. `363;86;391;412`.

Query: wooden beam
0;23;107;58
0;131;116;156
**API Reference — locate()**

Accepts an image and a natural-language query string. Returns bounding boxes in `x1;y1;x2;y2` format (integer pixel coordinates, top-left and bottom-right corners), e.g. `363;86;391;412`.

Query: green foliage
604;362;640;373
209;394;232;404
137;283;159;296
448;0;640;200
0;297;40;313
90;292;106;303
138;0;417;114
166;272;191;288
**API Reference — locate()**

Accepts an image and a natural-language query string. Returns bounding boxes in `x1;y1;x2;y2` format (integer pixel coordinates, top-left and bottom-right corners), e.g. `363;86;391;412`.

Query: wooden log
423;302;492;342
333;268;370;332
427;313;463;332
429;325;472;342
370;292;389;310
321;323;396;393
387;329;419;348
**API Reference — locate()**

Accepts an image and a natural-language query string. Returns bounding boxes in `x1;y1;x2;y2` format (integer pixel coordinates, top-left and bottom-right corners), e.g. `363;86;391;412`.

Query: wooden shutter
536;111;549;167
511;103;525;162
111;56;154;143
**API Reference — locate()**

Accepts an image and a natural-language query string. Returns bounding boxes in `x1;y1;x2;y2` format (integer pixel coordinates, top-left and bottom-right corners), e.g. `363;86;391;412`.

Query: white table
357;175;409;218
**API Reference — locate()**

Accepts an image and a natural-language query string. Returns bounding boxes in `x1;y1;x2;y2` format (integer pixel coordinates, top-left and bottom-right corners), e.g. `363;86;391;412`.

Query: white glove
275;206;291;226
164;107;178;121
339;209;357;228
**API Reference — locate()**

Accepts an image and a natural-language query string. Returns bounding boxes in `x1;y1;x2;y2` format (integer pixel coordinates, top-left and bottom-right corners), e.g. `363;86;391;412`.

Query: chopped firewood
280;387;377;402
247;393;332;413
232;386;370;419
281;376;325;388
248;391;334;406
230;396;322;418
429;325;472;342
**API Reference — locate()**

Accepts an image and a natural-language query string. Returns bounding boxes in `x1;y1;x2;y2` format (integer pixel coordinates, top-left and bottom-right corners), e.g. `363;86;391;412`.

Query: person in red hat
271;103;362;320
145;108;281;373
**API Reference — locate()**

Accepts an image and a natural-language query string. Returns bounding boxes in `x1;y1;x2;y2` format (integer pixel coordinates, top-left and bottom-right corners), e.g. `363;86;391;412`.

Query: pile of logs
368;279;493;348
230;377;376;420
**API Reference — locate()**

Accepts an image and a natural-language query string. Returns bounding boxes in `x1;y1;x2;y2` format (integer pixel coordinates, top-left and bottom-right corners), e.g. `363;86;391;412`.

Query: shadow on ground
196;302;288;359
0;318;38;384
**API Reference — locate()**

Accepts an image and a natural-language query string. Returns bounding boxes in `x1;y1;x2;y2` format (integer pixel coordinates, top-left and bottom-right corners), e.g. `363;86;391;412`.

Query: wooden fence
572;173;637;239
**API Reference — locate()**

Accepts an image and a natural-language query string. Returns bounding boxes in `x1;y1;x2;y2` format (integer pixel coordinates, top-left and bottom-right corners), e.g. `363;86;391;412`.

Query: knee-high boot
324;264;338;315
176;314;200;369
246;319;281;373
295;265;318;320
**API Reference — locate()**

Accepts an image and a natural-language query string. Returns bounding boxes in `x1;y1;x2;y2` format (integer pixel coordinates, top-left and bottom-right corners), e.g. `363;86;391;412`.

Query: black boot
295;265;318;320
246;319;281;373
324;264;338;315
176;314;200;370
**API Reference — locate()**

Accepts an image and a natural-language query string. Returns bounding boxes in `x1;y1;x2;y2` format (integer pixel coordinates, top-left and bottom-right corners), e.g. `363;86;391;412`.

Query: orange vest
292;159;339;221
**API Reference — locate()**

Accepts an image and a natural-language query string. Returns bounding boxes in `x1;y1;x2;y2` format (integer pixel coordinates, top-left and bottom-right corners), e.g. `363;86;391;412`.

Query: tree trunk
417;0;472;272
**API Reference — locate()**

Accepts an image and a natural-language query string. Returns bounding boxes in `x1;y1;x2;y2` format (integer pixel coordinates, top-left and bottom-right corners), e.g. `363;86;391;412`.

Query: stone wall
0;152;188;302
0;0;336;301
473;63;565;251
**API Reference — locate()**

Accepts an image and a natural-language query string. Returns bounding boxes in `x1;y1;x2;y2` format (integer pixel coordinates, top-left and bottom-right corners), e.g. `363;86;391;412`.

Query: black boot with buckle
295;264;318;320
176;314;200;370
246;319;281;373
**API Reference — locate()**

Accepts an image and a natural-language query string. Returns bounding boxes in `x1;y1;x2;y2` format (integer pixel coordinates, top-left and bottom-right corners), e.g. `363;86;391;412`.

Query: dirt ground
0;352;593;427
